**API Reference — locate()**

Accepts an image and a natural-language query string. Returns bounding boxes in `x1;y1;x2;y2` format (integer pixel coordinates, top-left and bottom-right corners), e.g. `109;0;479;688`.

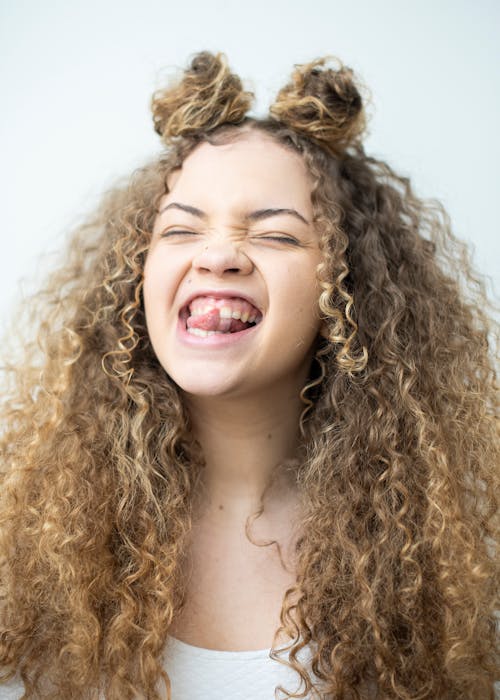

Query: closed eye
159;230;199;238
255;235;300;246
160;231;300;245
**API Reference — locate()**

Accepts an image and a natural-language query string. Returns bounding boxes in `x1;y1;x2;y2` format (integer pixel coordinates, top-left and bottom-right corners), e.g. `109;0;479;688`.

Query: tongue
187;308;251;333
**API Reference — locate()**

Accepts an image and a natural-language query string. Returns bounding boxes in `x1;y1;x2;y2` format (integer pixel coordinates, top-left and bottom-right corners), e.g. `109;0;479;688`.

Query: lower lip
176;313;261;348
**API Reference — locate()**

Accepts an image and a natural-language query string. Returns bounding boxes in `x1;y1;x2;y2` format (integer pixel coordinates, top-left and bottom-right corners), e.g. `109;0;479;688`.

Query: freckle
267;433;272;440
218;504;224;510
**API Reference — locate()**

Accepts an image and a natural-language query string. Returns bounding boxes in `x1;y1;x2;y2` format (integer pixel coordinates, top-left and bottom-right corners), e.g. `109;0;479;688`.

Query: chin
172;372;243;399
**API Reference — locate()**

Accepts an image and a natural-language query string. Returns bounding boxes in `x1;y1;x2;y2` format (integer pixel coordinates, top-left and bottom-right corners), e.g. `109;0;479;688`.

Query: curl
270;56;368;156
151;51;253;144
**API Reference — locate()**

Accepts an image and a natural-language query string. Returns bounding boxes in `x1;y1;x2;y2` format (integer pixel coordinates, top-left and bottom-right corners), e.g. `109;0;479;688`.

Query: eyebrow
159;202;309;225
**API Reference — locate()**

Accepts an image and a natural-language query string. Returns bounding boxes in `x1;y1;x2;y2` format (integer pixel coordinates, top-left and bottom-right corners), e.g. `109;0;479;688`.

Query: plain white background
1;0;499;332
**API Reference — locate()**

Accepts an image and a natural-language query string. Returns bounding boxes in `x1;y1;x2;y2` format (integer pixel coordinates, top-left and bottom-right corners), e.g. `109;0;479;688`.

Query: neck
184;384;305;522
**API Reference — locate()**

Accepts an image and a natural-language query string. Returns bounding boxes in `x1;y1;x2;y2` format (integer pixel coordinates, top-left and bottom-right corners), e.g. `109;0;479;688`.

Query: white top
0;636;325;699
162;635;325;699
0;677;23;700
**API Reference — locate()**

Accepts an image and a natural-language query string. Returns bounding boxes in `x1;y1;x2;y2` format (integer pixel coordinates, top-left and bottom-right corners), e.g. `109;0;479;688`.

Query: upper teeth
190;306;233;318
189;306;256;323
187;296;260;324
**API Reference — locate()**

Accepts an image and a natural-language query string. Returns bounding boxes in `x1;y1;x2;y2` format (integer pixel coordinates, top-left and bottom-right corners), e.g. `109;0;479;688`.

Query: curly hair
0;51;498;699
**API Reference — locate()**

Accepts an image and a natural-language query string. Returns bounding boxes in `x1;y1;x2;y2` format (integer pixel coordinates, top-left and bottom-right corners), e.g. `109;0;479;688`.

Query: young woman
0;52;498;699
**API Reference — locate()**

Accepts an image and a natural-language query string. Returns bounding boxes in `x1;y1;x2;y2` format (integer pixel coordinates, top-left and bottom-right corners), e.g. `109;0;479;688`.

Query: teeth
187;328;231;337
187;327;209;337
187;296;261;322
220;307;233;319
248;314;256;323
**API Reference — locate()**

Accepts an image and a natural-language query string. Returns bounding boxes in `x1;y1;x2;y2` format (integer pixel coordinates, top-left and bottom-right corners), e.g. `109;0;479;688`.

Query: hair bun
151;51;253;144
270;57;367;154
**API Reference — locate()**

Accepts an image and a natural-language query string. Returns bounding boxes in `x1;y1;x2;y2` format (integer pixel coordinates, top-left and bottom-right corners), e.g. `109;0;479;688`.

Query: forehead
164;132;312;215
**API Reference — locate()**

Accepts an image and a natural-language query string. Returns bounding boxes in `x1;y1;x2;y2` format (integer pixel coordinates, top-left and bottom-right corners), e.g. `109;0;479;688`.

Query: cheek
279;263;321;314
143;259;174;338
143;250;182;313
269;265;322;348
143;257;162;313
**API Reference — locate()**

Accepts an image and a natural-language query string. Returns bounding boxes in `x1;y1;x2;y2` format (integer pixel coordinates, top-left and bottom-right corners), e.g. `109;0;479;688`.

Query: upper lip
179;288;263;315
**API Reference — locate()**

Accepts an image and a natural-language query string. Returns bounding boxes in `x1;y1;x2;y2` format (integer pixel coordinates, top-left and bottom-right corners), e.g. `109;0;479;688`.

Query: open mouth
179;296;263;338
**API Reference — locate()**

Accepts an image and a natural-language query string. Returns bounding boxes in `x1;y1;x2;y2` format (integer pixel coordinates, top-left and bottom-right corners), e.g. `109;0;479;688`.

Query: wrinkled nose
192;241;253;277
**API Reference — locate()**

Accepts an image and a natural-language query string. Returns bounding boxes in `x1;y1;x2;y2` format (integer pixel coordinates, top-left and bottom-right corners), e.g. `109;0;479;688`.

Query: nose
192;239;254;277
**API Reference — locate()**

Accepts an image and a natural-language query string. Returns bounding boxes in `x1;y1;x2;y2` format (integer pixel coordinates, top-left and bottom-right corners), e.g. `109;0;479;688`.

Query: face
143;131;323;400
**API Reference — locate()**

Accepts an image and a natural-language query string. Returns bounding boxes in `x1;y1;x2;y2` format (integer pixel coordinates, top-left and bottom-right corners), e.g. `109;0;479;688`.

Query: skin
143;131;323;523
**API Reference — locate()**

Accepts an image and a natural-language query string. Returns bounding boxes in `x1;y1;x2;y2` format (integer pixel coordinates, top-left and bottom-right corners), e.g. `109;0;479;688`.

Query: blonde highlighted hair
0;51;498;699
